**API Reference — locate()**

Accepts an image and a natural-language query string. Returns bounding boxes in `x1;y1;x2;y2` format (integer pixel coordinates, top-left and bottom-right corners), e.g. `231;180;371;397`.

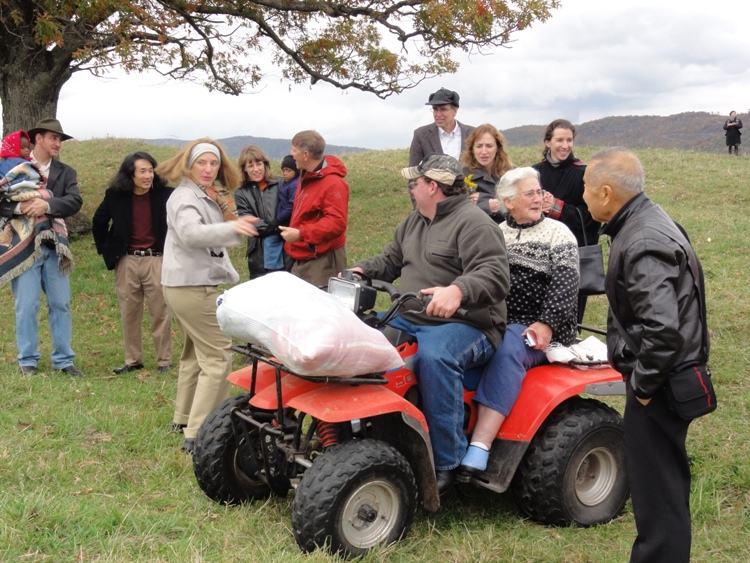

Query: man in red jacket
280;130;349;287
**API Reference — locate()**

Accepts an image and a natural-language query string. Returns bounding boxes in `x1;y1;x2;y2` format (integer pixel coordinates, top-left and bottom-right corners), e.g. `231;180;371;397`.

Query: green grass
1;140;748;561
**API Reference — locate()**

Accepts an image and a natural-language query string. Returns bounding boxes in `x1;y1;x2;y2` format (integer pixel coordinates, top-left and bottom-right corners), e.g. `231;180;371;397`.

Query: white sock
469;441;490;451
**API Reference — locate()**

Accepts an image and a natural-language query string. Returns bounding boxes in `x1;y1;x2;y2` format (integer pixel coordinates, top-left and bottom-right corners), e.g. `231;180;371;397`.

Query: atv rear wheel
292;439;417;557
511;397;628;527
192;393;271;504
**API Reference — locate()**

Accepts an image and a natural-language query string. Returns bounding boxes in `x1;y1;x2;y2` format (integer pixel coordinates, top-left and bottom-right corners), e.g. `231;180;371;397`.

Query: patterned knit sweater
500;215;579;346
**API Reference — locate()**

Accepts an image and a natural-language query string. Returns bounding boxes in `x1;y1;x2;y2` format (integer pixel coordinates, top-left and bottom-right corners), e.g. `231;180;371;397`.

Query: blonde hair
238;145;272;183
155;137;241;189
461;124;513;178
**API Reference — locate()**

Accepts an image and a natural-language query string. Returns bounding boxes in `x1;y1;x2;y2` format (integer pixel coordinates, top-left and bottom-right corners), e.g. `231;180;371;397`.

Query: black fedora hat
28;118;73;142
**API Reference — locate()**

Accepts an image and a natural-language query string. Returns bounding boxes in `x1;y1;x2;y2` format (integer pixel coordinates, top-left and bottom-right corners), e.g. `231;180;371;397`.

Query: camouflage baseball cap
401;153;464;185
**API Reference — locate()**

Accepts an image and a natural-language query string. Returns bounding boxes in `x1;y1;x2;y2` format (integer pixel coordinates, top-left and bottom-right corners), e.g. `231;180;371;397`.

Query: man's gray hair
495;167;541;215
588;147;645;196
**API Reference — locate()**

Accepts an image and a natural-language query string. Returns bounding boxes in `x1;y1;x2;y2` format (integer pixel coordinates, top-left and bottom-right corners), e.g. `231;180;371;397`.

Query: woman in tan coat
157;138;258;453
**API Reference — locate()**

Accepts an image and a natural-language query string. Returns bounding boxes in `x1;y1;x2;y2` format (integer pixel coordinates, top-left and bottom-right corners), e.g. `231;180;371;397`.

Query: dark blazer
409;121;475;166
0;158;82;218
92;186;174;270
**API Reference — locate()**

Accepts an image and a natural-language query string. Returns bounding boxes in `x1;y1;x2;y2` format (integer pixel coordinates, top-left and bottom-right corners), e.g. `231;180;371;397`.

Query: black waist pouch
664;363;717;420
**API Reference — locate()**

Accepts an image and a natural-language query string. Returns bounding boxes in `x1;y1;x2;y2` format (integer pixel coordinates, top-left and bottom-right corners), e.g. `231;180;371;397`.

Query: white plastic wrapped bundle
216;271;404;377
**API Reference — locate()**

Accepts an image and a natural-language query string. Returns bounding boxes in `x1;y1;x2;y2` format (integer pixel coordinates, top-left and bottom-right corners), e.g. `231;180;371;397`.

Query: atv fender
287;384;440;513
227;362;279;392
286;384;427;431
248;374;323;410
491;364;624;442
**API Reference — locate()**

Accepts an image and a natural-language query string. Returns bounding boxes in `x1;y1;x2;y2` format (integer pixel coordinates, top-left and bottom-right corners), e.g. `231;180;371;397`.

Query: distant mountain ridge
140;135;368;160
502;111;742;153
141;112;743;157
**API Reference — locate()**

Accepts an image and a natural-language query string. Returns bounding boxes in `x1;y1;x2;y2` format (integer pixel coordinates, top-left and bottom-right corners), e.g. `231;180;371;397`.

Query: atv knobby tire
292;439;417;557
511;397;628;527
192;393;271;505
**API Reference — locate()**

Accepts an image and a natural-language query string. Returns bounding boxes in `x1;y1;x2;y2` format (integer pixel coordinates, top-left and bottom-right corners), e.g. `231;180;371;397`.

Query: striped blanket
0;160;73;286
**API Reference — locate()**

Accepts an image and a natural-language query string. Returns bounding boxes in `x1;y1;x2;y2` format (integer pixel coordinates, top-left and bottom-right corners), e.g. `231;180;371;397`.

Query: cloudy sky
29;0;750;149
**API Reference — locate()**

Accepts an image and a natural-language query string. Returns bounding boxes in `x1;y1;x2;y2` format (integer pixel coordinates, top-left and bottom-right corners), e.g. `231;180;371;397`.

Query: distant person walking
723;111;742;155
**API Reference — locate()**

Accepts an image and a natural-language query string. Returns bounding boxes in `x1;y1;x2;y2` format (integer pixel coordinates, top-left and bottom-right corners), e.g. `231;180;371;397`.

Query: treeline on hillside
503;111;744;153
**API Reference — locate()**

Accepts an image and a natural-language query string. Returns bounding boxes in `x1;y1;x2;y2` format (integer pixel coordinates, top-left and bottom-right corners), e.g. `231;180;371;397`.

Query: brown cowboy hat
27;118;73;142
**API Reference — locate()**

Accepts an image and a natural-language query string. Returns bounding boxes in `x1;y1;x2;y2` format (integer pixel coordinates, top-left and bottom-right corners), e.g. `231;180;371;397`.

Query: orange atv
192;275;628;557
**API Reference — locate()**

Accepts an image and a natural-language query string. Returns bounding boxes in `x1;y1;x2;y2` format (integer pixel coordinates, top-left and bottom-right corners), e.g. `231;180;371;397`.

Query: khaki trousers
163;285;232;439
114;255;172;367
291;246;347;288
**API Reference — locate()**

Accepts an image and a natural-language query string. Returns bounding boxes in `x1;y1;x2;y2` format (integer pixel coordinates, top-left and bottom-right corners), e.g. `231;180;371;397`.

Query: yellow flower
465;174;477;192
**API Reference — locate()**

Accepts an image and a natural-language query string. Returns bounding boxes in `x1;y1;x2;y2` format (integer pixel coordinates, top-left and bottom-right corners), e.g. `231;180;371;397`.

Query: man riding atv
351;153;510;493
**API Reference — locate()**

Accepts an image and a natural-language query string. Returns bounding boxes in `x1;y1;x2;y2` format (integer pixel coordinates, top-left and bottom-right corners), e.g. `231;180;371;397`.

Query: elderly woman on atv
460;167;580;475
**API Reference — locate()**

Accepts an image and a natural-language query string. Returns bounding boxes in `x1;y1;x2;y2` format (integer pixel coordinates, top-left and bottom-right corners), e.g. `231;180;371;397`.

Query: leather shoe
436;469;456;495
113;363;144;374
182;438;195;454
20;365;36;375
169;422;187;434
58;364;84;376
157;365;172;373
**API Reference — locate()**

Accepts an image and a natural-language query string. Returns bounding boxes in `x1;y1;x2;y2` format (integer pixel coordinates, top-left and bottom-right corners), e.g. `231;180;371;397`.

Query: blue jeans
263;234;285;270
385;316;495;470
473;324;547;416
11;245;75;368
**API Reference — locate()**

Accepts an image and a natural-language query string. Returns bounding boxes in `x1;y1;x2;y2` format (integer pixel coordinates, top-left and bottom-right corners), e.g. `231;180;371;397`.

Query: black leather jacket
603;193;705;399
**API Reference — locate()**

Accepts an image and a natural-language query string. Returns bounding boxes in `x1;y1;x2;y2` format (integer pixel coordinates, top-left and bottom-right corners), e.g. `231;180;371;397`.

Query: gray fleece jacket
356;195;509;347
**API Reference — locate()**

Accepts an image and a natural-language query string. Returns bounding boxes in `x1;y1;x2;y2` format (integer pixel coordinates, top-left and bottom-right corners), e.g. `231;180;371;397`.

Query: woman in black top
532;119;601;323
532;119;600;247
724;111;742;155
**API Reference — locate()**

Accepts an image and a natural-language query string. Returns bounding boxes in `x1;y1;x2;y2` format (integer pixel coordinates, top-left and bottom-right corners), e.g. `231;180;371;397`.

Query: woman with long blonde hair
157;138;258;453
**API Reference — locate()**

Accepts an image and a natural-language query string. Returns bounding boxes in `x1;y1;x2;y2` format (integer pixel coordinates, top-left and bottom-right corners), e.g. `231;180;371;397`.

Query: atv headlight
327;277;376;314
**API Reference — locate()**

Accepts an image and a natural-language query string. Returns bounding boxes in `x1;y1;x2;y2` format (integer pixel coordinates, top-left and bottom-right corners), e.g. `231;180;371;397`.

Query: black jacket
723;117;742;145
603;193;705;399
464;167;502;223
234;176;290;278
532;154;600;247
92;186;173;270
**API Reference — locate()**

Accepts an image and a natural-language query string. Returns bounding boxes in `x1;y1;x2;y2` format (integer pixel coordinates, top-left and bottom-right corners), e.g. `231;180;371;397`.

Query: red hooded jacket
285;155;349;261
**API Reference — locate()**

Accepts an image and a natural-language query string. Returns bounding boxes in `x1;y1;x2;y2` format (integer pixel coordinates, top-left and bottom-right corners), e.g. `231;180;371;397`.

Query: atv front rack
229;343;388;496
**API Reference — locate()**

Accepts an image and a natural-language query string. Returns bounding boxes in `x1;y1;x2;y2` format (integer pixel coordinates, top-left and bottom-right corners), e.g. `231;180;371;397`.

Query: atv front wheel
511;397;628;527
192;393;271;504
292;439;417;557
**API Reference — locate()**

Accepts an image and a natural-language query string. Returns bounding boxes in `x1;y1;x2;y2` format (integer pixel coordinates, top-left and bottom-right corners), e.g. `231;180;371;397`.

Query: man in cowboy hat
0;118;84;376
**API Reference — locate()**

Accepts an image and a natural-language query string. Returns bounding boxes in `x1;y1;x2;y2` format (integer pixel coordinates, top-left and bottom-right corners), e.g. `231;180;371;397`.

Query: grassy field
1;139;748;561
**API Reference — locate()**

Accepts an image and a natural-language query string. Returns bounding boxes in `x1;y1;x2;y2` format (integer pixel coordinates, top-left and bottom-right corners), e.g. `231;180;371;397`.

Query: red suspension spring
317;421;339;447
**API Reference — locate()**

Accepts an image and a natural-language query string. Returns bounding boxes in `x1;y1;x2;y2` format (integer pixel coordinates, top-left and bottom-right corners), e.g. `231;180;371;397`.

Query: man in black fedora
0;118;84;376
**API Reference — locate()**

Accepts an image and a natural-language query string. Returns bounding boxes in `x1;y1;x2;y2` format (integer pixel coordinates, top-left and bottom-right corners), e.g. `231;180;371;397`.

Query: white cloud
7;0;750;149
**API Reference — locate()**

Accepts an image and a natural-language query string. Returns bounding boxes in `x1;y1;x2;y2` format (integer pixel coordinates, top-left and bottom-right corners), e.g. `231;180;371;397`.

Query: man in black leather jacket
583;147;705;563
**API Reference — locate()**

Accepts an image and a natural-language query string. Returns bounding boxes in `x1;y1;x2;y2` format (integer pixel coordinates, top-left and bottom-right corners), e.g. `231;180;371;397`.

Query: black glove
260;218;280;237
